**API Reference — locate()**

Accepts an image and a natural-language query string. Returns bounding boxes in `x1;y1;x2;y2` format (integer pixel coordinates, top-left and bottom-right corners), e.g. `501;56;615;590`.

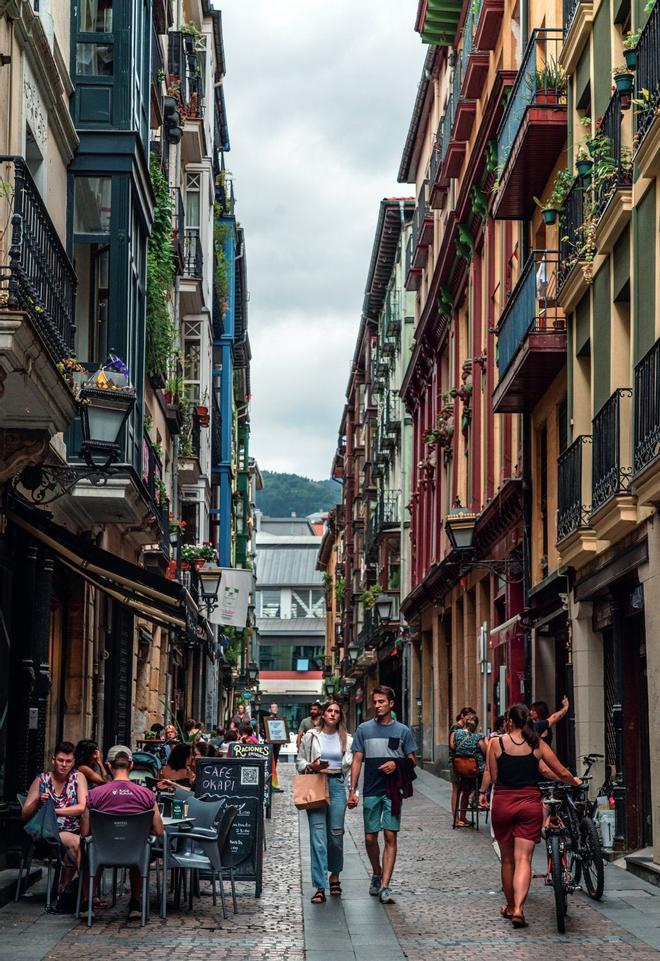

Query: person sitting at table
22;741;88;900
239;722;260;744
159;742;193;788
74;740;109;787
82;745;163;921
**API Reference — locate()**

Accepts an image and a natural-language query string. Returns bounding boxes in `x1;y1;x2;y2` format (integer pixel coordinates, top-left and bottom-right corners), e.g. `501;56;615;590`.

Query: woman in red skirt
485;703;580;928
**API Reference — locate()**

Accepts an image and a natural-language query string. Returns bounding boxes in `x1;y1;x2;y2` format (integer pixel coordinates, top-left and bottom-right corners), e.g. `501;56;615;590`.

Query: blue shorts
362;794;401;833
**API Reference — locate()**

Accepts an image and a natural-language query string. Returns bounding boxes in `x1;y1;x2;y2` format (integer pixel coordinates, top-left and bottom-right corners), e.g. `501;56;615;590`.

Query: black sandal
329;880;342;896
311;888;326;904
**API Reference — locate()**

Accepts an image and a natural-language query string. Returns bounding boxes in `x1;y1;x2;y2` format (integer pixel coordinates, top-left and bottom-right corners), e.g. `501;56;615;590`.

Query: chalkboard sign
193;757;264;896
228;742;273;818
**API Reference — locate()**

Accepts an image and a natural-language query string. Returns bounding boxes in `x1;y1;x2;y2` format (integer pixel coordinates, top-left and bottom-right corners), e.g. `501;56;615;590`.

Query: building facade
0;0;253;863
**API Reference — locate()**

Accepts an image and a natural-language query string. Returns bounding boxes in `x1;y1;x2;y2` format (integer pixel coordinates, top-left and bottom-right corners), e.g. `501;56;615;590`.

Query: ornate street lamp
247;661;259;686
325;680;336;697
347;640;359;663
444;500;522;583
375;593;394;623
14;357;137;504
198;566;223;614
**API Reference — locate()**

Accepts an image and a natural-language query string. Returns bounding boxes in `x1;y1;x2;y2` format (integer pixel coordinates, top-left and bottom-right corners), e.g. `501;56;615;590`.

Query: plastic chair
76;810;153;927
160;806;237;920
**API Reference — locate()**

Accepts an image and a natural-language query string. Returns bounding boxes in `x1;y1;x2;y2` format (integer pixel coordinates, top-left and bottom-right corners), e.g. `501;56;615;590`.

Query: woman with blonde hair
297;699;353;904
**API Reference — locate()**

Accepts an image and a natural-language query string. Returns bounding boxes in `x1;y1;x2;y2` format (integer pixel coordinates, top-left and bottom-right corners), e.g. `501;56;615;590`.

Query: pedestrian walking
297;699;353;904
348;685;417;905
485;703;581;928
448;706;475;815
451;713;486;826
297;701;323;748
264;702;285;792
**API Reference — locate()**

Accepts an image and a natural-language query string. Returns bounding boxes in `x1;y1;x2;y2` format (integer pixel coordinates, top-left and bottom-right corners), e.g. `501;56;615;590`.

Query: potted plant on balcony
623;30;641;70
533;167;573;224
181;21;203;53
612;65;635;97
181;542;218;570
575;146;594;179
195;388;210;427
531;58;566;104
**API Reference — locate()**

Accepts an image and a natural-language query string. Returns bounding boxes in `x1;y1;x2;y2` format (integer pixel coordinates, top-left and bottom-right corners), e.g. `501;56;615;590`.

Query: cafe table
158;817;195;918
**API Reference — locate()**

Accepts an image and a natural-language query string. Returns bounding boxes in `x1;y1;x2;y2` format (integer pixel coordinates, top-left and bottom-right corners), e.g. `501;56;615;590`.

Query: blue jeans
307;775;347;889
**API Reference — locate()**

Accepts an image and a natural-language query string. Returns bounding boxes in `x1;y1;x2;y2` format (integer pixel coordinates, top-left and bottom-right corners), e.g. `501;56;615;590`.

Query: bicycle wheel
580;817;605;900
566;810;582;886
549;834;567;933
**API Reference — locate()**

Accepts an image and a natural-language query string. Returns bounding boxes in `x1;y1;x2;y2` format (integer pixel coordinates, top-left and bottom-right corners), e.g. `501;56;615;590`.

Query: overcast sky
218;2;423;479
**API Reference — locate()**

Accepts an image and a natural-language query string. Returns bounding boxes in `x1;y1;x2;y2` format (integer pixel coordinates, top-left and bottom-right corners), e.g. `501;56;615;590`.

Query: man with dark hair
297;701;322;749
263;702;285;792
349;685;417;904
83;745;163;920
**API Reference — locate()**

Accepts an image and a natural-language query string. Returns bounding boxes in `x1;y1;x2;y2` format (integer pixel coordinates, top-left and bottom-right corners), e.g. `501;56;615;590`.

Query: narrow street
2;767;660;961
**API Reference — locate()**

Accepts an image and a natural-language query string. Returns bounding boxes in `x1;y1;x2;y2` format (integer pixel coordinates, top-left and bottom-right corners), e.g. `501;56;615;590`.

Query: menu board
228;742;273;817
193;757;264;896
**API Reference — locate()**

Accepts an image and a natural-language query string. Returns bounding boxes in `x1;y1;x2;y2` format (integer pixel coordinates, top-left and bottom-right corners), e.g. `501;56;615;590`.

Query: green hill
256;471;341;518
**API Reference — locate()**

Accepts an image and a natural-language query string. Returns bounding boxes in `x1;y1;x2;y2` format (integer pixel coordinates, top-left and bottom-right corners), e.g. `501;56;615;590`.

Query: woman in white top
297;699;353;904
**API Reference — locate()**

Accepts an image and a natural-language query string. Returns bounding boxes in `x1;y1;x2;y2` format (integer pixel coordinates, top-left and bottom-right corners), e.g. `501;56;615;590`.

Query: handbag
24;797;61;845
453;755;480;779
292;772;329;810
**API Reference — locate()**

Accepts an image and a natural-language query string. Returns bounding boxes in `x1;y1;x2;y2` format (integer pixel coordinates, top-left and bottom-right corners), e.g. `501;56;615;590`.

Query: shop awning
489;614;521;649
9;506;199;634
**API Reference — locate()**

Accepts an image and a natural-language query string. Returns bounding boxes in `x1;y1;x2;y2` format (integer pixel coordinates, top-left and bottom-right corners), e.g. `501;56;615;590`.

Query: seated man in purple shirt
82;745;163;920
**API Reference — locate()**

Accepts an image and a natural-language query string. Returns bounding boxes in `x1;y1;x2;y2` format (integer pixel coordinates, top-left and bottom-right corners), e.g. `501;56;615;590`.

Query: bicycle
559;754;605;900
540;781;574;933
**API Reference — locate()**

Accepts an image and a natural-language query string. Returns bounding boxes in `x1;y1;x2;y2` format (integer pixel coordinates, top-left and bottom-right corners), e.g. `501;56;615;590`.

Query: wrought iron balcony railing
183;226;203;278
562;0;584;37
152;23;164;93
635;0;660;146
374;490;401;536
0;156;76;363
496;250;563;377
591;389;633;513
171;186;185;270
558;177;584;287
142;431;170;551
496;29;565;175
557;435;592;542
168;30;205;119
633;337;660;477
595;93;632;219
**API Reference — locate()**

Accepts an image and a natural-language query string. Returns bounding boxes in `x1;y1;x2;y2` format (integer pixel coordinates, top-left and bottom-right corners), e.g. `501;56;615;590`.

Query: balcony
0;156;77;438
429;128;446;209
137;432;170;551
460;0;490;100
593;94;632;253
633;337;660;506
493;30;567;220
440;90;465;180
557;435;601;567
559;0;594;74
374;490;401;537
384;290;401;337
171;186;185;273
151;24;165;126
168;30;206;163
405;233;422;291
410;187;433;270
557;177;588;309
180;227;204;314
633;0;660;179
178;410;203;484
474;0;504;50
590;388;637;541
493;251;566;413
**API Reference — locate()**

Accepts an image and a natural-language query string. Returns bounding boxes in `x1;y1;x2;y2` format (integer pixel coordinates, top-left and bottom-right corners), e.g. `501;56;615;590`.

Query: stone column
571;599;605;789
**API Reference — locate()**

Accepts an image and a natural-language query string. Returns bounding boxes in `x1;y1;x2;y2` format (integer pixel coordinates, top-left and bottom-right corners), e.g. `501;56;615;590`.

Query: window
74;177;111;234
80;0;113;31
73;242;109;364
76;43;113;76
291;589;325;618
260;591;281;618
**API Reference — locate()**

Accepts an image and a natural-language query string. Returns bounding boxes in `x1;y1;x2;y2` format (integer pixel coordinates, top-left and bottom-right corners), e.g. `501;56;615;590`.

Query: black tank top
497;738;540;788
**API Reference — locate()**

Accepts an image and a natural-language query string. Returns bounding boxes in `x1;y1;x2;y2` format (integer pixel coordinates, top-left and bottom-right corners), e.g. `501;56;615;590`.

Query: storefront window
74;177;111;234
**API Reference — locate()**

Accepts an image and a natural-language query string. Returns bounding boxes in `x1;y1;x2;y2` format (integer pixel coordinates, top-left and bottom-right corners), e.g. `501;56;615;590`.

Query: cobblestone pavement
0;765;304;961
2;764;660;961
343;769;660;961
